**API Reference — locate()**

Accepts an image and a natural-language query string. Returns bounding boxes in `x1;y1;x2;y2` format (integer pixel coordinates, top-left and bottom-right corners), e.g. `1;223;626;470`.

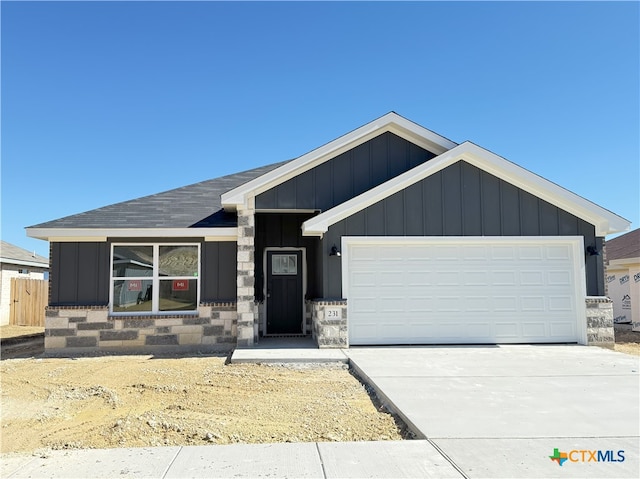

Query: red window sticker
173;280;189;291
128;280;142;292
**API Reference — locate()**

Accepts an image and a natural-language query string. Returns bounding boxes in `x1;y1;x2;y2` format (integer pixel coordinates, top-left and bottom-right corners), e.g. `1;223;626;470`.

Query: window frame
110;242;201;315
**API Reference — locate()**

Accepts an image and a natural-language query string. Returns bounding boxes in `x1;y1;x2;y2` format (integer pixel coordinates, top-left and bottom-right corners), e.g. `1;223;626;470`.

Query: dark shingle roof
0;241;49;265
29;161;289;229
607;228;640;261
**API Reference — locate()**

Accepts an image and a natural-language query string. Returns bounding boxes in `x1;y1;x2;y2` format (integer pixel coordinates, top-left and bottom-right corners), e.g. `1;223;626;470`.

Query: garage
343;236;587;345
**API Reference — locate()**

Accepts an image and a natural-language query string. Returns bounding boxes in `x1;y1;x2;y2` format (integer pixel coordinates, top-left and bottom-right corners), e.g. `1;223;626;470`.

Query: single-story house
605;228;639;331
26;112;630;352
0;241;49;326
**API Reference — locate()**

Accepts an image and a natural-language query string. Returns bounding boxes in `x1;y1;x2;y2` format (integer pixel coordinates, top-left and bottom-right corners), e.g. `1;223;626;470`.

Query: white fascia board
0;257;49;268
608;257;640;268
302;142;631;237
26;227;238;242
221;112;458;210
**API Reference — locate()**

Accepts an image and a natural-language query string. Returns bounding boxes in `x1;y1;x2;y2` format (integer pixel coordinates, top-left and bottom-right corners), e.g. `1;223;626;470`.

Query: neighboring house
605;228;640;331
0;241;49;325
26;113;630;353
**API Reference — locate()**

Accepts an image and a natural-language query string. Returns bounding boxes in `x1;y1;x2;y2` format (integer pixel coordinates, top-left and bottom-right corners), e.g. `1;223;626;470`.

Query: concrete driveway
345;345;639;479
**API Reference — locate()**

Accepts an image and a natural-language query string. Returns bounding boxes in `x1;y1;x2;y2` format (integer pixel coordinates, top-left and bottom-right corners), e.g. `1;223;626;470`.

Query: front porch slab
230;337;348;364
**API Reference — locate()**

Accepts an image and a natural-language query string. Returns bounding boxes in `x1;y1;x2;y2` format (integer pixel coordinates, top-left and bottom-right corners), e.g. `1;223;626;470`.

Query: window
272;254;297;275
18;269;29;275
111;244;199;314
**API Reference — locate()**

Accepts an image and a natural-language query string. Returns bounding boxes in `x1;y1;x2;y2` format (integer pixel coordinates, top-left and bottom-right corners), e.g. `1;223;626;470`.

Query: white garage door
344;237;586;345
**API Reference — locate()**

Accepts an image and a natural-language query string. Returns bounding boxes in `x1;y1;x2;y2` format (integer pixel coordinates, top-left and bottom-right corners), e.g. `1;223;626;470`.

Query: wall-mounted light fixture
586;245;601;256
329;244;341;257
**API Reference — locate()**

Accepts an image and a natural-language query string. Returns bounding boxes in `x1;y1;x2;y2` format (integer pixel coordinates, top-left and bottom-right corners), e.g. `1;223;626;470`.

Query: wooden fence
9;278;48;327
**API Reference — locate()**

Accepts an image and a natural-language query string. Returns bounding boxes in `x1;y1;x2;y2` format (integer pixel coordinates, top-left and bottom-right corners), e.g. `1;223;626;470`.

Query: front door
266;250;303;334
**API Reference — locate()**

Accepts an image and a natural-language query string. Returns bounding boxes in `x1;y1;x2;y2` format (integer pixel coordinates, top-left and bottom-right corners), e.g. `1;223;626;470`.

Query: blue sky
2;1;638;258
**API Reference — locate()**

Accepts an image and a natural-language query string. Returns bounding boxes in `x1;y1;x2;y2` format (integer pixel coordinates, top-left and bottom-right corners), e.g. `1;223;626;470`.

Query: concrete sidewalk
1;440;462;478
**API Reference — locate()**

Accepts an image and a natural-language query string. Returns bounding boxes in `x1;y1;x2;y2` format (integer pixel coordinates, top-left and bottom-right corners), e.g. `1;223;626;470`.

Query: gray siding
50;242;110;306
256;132;436;211
255;213;321;301
201;242;237;301
323;161;604;297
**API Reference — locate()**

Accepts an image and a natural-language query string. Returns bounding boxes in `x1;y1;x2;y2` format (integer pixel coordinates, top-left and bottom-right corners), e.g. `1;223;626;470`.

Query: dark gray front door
266;250;303;335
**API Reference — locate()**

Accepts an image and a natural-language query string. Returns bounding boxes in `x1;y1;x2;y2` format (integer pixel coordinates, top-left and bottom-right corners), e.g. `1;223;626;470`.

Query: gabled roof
27;161;288;241
301;142;631;237
0;241;49;267
606;228;640;262
221;112;458;210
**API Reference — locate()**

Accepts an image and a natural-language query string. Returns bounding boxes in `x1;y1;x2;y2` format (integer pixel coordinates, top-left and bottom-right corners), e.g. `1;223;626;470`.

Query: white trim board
26;227;238;242
221;112;458;210
302;142;630;237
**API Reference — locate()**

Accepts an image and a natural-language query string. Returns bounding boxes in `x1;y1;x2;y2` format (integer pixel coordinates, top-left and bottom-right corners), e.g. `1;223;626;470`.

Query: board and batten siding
201;241;237;302
321;161;604;298
256;132;437;211
50;242;110;306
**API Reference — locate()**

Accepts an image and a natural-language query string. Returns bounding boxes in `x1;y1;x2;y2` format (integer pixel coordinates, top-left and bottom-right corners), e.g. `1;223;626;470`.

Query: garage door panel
521;296;546;311
464;297;491;312
492;271;518;285
520;271;545;285
547;245;571;260
347;238;582;345
548;270;572;285
549;322;575;338
493;296;519;312
351;297;377;314
462;245;489;260
548;296;573;311
466;323;492;338
491;246;516;260
522;322;547;339
439;323;465;338
494;322;519;338
518;245;545;260
463;271;490;286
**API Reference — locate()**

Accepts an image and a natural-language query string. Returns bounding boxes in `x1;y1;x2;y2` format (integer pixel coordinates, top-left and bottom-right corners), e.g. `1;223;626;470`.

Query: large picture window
111;244;199;314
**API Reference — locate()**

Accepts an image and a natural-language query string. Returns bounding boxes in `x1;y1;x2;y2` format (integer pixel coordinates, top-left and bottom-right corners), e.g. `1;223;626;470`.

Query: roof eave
0;257;49;268
26;227;239;242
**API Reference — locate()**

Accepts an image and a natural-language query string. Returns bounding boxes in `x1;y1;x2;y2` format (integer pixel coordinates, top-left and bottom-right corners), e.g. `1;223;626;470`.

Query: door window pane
272;254;297;275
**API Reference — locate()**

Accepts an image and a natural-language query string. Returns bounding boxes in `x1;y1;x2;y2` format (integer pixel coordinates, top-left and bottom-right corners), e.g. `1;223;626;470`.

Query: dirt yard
1;323;637;456
613;326;640;356
0;354;406;455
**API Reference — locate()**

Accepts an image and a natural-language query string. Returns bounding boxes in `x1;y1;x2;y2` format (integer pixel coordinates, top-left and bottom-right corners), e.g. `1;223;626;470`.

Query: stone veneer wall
311;300;348;348
44;303;237;353
585;296;614;348
236;198;257;347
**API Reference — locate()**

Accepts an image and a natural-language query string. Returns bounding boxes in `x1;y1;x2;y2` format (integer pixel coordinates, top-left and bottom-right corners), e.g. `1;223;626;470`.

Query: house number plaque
325;308;341;320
